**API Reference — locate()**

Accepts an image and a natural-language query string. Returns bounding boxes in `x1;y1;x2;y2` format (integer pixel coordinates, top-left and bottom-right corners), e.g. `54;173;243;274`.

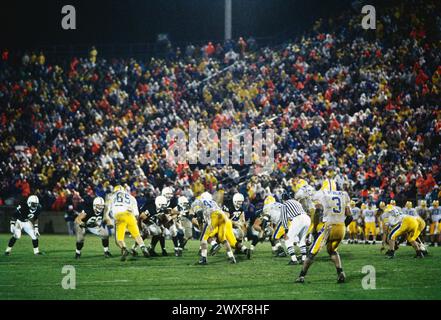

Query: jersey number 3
331;196;342;214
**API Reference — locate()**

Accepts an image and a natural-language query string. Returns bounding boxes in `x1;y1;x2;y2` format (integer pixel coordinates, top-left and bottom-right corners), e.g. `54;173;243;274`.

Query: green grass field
0;234;440;300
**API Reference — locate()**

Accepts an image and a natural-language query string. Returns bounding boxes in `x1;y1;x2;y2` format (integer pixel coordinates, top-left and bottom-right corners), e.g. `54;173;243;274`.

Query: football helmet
93;197;105;213
232;193;244;210
350;200;356;207
113;185;125;193
361;203;367;210
27;195;39;213
155;195;168;211
433;200;439;208
405;201;412;209
199;192;213;202
420;200;427;208
379;201;386;210
177;196;190;211
161;187;174;200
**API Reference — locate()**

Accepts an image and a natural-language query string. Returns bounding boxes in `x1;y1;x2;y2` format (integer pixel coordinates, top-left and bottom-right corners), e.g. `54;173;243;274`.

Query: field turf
0;234;440;300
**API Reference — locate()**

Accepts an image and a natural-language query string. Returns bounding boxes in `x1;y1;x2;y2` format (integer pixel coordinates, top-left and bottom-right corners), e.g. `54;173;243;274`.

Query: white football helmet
161;187;174;201
155;195;169;211
93;197;105;213
295;185;315;201
232;193;244;210
27;195;39;213
199;192;213;202
177;196;189;210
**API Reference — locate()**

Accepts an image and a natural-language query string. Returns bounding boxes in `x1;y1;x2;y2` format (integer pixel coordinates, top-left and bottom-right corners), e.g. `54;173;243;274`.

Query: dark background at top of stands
0;0;359;50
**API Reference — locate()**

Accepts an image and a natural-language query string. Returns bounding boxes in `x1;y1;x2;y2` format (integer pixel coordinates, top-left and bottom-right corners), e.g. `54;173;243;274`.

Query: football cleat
34;252;44;256
104;251;112;258
162;249;168;256
337;272;346;283
210;243;221;256
385;250;395;259
276;246;287;257
149;248;158;257
421;250;429;256
141;247;150;258
4;251;10;256
295;276;305;283
288;260;299;265
197;257;207;265
130;249;138;257
414;250;424;258
174;249;179;257
121;248;130;261
228;256;237;264
75;252;81;259
246;248;251;260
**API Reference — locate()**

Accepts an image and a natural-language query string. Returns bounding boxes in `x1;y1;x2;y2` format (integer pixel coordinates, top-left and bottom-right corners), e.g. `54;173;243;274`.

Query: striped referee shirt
281;199;306;230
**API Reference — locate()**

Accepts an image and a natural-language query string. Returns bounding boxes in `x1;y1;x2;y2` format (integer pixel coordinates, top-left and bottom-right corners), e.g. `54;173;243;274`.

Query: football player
362;203;377;244
385;205;427;258
416;200;430;241
193;192;249;265
174;196;194;251
429;200;441;246
377;201;389;251
262;195;286;257
105;185;149;261
402;201;417;216
5;195;43;256
296;189;352;284
138;195;178;256
348;201;361;244
74;197;113;259
223;193;249;255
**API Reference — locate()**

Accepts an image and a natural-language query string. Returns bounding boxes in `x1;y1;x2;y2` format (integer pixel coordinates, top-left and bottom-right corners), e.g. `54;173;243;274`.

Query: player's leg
297;215;311;263
219;221;238;263
327;224;346;283
126;214;149;258
169;224;180;256
5;221;22;255
198;223;210;264
114;213;131;260
286;220;300;265
387;222;406;258
22;221;41;255
296;226;327;283
97;226;112;258
74;224;86;258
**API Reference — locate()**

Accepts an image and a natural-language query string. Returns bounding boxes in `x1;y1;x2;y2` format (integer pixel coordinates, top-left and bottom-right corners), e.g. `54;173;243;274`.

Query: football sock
177;233;184;248
102;239;109;252
201;249;207;258
8;237;17;248
32;239;39;249
172;236;179;248
210;240;217;246
287;246;297;261
336;267;343;275
300;245;307;261
250;245;255;251
151;236;159;249
76;241;84;251
227;251;234;258
159;236;165;250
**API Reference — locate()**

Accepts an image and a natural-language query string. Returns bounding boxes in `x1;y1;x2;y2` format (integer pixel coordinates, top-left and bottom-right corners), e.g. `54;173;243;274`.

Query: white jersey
295;185;315;213
363;209;376;223
402;208;417;216
430;206;441;223
312;190;350;224
107;191;139;218
191;198;222;224
351;207;361;220
386;207;404;227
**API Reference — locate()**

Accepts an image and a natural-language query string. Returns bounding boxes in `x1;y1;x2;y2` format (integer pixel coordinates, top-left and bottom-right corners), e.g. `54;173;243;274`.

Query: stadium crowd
0;0;440;213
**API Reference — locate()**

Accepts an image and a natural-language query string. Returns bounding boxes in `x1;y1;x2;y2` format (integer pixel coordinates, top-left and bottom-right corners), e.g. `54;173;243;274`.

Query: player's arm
10;206;20;233
344;205;353;226
75;211;87;227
